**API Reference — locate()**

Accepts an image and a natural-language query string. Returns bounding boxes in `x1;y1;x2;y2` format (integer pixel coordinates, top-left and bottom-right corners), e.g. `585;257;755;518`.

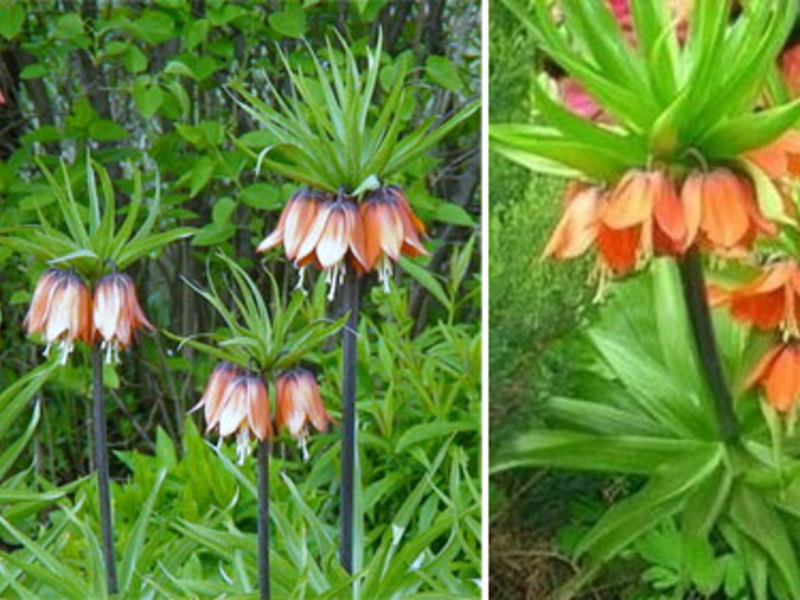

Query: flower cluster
257;185;428;299
24;269;153;364
193;363;333;463
544;167;779;293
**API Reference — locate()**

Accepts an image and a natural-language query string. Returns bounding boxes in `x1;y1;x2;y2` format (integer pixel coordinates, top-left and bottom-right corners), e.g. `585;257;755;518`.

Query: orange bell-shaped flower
712;261;800;337
543;182;605;261
275;368;333;457
744;131;800;180
361;186;429;292
256;188;322;261
596;169;686;274
93;273;154;363
748;343;800;413
681;168;775;256
196;369;271;464
24;269;92;364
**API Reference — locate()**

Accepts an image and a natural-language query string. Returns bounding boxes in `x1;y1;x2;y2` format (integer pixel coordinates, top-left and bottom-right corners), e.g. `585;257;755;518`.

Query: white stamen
297;431;310;462
236;427;251;465
326;262;346;301
43;343;51;358
294;266;308;295
58;339;73;366
377;255;393;294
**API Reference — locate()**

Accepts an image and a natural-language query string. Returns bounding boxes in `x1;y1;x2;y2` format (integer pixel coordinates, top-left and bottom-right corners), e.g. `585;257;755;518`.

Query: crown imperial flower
748;343;800;413
682;169;776;256
275;368;333;458
361;186;429;292
712;261;800;337
194;365;271;464
93;273;154;363
24;269;92;364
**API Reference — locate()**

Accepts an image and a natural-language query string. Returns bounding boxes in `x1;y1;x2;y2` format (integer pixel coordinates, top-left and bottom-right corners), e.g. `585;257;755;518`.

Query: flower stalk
340;269;359;573
678;249;740;443
257;439;271;600
91;344;118;594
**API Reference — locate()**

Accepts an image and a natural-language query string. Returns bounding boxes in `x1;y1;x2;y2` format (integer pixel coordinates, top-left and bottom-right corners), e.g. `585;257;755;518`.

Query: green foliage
493;260;800;599
491;0;800;181
0;1;479;598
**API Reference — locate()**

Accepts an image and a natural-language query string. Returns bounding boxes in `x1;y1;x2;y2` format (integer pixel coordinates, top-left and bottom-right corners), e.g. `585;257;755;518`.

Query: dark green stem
92;345;118;594
678;249;740;443
340;269;359;573
257;439;271;600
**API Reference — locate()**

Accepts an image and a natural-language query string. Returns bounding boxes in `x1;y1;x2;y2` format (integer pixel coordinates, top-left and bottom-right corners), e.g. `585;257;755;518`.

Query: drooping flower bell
747;343;800;413
543;182;606;261
361;186;429;292
93;273;154;364
596;169;687;274
191;362;244;428
258;190;367;300
256;188;322;263
681;168;776;257
745;130;800;180
195;367;271;464
711;261;800;337
275;368;333;458
24;269;92;364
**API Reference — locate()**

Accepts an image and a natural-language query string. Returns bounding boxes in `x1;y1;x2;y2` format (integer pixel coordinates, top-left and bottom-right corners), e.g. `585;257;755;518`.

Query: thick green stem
257;439;271;600
92;345;118;593
678;250;740;442
340;269;359;573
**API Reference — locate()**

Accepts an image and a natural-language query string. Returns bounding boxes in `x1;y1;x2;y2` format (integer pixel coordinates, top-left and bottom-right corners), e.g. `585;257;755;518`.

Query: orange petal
543;185;603;259
602;171;653;230
596;224;640;274
762;346;800;412
699;171;751;248
651;173;685;245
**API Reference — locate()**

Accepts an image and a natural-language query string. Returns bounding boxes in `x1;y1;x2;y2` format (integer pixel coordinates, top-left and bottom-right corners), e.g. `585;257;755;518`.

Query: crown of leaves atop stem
492;0;800;182
231;31;478;194
173;251;345;373
0;154;194;280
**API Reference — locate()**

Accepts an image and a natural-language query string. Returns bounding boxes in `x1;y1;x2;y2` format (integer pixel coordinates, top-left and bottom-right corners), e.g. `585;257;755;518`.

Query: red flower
681;168;775;256
748;343;800;413
712;261;800;336
93;273;154;363
361;186;429;292
24;269;92;364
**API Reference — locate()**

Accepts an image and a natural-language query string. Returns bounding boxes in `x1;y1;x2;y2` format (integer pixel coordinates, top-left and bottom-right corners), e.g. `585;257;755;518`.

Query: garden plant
0;2;480;599
492;0;800;598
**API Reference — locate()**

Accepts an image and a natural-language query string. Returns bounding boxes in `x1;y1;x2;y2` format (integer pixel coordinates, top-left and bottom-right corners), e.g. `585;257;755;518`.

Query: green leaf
240;183;282;210
425;56;463;92
494;430;718;476
133;78;164;118
0;4;25;39
268;4;307;38
398;256;450;309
